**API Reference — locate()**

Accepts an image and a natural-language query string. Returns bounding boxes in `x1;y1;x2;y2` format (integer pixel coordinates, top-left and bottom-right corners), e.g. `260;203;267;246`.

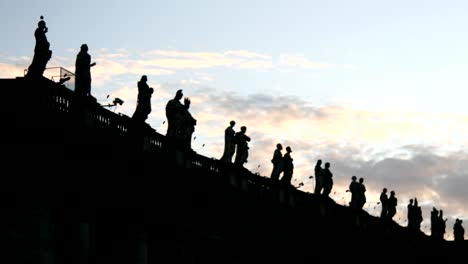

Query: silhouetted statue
165;89;197;149
431;207;439;237
437;210;447;240
234;126;250;166
220;121;236;162
349;176;359;209
380;188;388;219
270;143;283;180
280;146;293;186
75;44;96;97
357;177;366;209
132;75;154;123
413;198;423;230
407;199;415;228
453;219;465;242
321;162;333;197
387;190;397;220
407;198;422;231
313;160;323;194
26;16;52;78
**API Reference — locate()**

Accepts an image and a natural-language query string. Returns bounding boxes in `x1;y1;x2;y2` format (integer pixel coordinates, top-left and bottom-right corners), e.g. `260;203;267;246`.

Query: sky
1;0;467;240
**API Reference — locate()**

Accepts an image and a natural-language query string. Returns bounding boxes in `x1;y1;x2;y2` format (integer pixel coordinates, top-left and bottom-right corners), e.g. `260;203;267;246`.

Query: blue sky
1;0;467;239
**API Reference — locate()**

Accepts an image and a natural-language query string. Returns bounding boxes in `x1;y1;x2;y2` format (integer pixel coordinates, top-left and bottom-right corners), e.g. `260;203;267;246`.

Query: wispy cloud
280;54;333;69
224;50;271;59
0;49;334;86
142;49;273;69
0;63;25;78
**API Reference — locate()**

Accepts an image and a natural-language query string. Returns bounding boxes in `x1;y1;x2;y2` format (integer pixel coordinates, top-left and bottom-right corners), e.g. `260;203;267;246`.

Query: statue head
175;89;183;100
286;146;292;153
230;120;235;126
141;75;147;82
80;44;88;52
38;20;46;28
276;143;282;150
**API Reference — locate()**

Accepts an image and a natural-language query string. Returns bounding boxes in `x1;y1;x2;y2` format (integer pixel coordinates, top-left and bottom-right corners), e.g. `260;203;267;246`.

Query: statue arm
184;97;191;109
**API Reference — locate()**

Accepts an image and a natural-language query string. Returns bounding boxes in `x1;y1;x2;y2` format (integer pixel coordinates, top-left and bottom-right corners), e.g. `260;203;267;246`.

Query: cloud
0;49;334;89
224;50;271;59
143;49;273;69
2;45;465;238
130;83;466;238
280;54;333;69
75;49;274;86
0;63;25;78
238;60;273;69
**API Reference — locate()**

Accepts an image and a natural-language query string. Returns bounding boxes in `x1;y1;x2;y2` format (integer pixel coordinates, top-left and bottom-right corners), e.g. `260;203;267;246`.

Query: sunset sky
1;0;467;239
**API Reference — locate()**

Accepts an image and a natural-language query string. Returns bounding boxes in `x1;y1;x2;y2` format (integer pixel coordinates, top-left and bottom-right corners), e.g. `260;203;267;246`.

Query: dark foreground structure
2;77;466;263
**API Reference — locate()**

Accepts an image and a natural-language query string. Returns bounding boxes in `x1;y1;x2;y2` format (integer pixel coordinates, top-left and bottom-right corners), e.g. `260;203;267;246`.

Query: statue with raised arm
26;16;52;78
75;44;96;97
165;89;197;148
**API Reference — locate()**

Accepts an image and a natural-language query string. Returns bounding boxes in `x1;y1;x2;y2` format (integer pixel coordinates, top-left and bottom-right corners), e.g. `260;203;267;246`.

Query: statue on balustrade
165;89;197;149
453;218;465;242
280;146;294;186
349;176;359;209
234;126;250;166
132;75;154;123
387;191;398;220
220;120;236;162
357;177;366;209
321;162;333;197
26;16;52;78
407;198;423;231
270;143;283;180
379;188;388;219
75;44;96;97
